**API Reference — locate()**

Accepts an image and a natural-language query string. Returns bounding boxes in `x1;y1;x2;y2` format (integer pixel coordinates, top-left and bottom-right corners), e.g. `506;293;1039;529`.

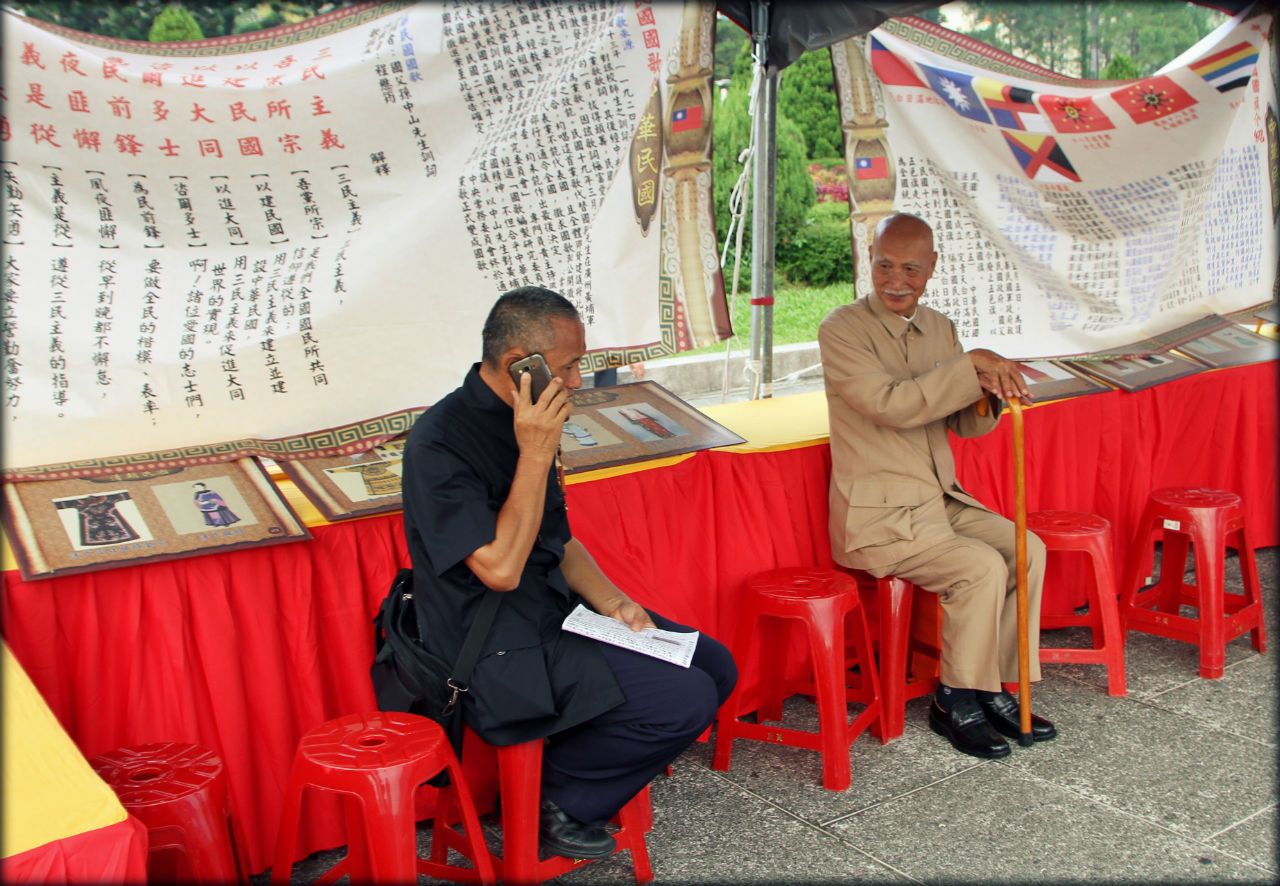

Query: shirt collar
867;292;921;339
459;362;512;424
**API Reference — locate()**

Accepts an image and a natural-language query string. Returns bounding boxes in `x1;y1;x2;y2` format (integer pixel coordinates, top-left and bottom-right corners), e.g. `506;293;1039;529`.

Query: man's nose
566;366;583;390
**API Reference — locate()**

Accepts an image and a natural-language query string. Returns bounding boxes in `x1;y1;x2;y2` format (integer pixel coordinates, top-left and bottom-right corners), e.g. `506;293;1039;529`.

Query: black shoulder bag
370;568;501;785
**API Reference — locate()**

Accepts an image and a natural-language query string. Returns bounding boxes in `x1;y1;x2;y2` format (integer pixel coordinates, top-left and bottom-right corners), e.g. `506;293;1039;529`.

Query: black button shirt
401;364;623;744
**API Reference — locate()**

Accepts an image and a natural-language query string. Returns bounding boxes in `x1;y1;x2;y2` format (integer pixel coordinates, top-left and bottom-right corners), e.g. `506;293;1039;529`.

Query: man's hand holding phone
509;353;571;460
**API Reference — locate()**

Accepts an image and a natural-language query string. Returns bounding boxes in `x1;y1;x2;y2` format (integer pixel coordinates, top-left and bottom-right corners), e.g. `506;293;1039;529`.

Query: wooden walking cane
978;393;1034;746
1008;396;1034;747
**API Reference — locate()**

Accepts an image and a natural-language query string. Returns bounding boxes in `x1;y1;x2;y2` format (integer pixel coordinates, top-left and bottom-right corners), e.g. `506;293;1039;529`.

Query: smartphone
509;353;554;403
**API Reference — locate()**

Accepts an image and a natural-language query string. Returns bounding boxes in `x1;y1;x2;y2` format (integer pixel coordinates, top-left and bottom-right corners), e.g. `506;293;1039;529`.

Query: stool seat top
1151;487;1241;509
1027;510;1110;534
748;567;856;600
298;711;448;770
89;742;221;807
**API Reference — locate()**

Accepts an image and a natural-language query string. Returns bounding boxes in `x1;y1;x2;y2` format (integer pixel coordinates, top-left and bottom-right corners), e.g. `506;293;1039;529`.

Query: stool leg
615;786;654;883
1191;531;1228;679
871;578;913;743
270;776;308;884
418;760;497;885
359;782;421;883
497;742;544;885
806;613;852;792
1086;536;1127;697
1153;531;1192;615
1234;533;1267;653
712;607;759;773
757;614;789;722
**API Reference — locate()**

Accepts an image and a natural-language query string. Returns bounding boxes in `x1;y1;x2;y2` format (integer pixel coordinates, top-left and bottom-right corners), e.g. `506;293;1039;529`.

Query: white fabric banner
2;0;727;476
832;6;1276;359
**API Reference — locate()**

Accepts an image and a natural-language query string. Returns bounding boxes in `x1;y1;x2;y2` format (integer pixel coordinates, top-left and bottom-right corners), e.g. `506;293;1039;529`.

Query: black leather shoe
928;699;1011;759
538;799;616;860
978;691;1057;742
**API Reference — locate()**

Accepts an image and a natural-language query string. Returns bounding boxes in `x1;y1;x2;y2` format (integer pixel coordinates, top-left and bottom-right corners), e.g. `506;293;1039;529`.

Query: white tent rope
718;62;763;403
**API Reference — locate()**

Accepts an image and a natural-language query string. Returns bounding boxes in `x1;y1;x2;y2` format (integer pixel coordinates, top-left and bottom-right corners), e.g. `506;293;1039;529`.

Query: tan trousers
864;497;1045;692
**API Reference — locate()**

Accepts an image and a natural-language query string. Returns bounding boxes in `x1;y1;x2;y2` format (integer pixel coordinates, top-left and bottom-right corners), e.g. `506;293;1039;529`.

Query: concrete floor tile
1142;653;1277;746
997;674;1277;843
825;763;1273;883
591;762;912;885
1204;803;1279;875
683;698;985;826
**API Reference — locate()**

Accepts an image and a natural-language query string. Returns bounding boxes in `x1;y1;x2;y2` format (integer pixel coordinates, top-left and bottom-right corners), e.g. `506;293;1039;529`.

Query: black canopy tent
711;0;1256;397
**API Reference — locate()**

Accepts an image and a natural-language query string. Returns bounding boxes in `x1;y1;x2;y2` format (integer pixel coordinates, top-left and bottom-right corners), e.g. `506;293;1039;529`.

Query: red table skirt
1;816;148;884
3;361;1274;874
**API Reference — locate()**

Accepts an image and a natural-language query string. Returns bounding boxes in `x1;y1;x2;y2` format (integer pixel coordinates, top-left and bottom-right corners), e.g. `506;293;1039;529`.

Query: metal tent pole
749;0;777;399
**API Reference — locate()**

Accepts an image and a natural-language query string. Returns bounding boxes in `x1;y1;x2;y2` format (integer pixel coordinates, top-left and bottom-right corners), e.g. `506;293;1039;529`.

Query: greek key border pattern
3;408;424;481
11;1;412;57
579;274;678;373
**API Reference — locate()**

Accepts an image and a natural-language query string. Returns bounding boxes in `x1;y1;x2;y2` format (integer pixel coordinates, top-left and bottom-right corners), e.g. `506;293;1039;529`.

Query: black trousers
539;611;737;824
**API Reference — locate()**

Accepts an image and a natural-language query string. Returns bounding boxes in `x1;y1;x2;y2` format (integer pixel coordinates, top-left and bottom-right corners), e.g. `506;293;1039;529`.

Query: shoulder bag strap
443;589;502;710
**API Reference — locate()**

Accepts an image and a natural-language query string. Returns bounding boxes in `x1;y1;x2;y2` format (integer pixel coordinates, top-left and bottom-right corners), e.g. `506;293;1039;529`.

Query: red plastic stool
1120;487;1267;679
1030;510;1127;696
89;742;241;885
429;728;654;884
712;567;881;791
270;711;494;885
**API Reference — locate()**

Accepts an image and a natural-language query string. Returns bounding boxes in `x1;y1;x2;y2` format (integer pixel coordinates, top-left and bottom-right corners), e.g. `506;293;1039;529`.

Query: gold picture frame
1014;360;1112;402
1070;352;1207;393
277;436;407;522
561;381;745;474
1;458;310;581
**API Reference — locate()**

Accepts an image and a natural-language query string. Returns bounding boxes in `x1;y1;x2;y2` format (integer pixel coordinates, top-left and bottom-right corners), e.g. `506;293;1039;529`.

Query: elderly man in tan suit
818;212;1055;759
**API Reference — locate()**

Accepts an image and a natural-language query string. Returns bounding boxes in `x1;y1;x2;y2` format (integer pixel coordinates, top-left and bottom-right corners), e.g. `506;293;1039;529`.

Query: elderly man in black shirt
401;285;736;860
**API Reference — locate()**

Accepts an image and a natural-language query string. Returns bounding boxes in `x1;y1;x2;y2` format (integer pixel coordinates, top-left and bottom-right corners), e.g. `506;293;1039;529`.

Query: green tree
714;14;749;82
9;0;352;39
712;48;816;272
778;48;842;162
1093;1;1221;76
149;4;203;42
954;0;1225;78
1100;52;1140;80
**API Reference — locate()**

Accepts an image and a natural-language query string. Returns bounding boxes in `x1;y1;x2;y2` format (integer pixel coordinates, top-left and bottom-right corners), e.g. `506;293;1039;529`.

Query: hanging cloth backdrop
1;0;728;479
831;7;1277;359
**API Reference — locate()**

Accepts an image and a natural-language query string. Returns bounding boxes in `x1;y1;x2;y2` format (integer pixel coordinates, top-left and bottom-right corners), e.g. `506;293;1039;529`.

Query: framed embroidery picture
560;381;745;474
1070;351;1207;393
0;459;310;580
277;436;407;521
1014;360;1112;402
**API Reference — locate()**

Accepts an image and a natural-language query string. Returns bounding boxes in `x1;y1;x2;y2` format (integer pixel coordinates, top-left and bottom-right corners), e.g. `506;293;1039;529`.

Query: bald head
874;212;934;251
868;213;937;318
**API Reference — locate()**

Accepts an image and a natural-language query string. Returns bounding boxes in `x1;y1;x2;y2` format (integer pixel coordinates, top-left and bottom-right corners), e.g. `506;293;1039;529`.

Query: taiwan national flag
870;36;925;88
1037;93;1115;133
855;156;889;180
1002;131;1081;183
1190;41;1258;92
1110;76;1197;124
974;77;1050;132
917;63;991;124
671;106;703;133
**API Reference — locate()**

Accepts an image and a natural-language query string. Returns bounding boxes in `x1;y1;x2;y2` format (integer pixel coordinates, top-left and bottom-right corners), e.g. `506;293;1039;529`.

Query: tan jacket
818;295;1000;570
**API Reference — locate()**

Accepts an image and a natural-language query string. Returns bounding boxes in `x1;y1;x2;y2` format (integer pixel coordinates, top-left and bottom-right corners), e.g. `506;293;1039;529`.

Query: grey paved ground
261;546;1277;885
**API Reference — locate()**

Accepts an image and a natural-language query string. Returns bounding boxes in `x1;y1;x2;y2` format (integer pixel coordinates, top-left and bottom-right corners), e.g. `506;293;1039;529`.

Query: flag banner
833;9;1276;359
1;0;727;478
